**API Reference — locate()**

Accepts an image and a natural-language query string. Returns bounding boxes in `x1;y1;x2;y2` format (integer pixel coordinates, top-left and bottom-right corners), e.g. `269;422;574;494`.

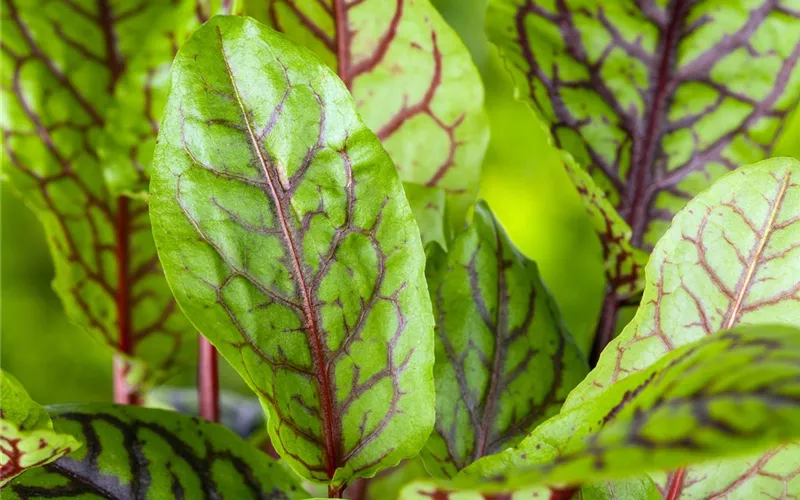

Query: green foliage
253;0;490;231
0;372;80;487
149;16;435;488
0;0;236;390
486;0;800;297
2;404;304;499
421;201;587;477
464;324;800;488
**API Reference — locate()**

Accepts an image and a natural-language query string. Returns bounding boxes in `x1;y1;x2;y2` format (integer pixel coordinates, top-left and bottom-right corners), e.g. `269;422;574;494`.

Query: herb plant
1;1;800;499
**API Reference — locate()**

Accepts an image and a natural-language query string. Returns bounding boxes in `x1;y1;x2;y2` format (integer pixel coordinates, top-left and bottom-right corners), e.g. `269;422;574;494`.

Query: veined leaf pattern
487;0;800;292
255;0;490;225
0;0;234;390
462;325;800;491
2;404;305;499
561;158;800;497
0;372;80;487
421;202;587;477
149;16;435;489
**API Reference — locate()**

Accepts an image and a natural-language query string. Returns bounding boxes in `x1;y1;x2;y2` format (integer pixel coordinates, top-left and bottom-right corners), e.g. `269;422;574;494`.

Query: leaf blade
150;15;435;487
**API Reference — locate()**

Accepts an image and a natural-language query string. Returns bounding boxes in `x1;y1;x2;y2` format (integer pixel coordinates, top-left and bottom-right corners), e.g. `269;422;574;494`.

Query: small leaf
0;0;216;388
421;201;587;477
0;371;80;487
255;0;490;224
463;325;800;488
150;16;435;488
2;404;305;499
486;0;800;279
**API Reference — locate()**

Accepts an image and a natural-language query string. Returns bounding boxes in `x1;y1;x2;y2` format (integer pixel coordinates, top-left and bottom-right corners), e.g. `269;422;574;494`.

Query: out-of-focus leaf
0;371;80;487
461;325;800;490
403;183;448;250
0;0;234;390
253;0;490;228
580;476;661;500
468;158;800;497
150;16;435;489
422;201;587;477
2;404;305;499
398;480;548;499
487;0;800;293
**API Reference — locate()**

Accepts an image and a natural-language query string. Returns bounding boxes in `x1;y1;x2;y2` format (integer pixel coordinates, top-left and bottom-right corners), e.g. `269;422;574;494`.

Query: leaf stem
590;290;620;366
114;196;139;405
198;336;220;422
328;483;345;499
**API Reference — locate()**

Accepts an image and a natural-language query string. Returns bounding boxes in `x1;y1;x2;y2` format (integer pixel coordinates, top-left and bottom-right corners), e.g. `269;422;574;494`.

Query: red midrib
332;0;352;86
627;0;688;246
217;32;340;479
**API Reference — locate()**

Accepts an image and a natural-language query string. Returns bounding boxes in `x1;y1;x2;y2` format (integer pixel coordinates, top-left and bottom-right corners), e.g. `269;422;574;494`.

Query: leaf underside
2;405;304;499
150;16;435;487
0;372;80;488
0;0;235;387
422;202;587;477
257;0;490;227
487;0;800;290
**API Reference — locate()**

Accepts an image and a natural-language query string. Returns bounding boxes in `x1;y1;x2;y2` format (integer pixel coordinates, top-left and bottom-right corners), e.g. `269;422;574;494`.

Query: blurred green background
3;0;799;404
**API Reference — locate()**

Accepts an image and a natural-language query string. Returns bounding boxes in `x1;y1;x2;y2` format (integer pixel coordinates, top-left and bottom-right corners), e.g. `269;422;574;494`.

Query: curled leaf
150;16;435;488
0;372;80;487
422;201;587;477
2;404;305;499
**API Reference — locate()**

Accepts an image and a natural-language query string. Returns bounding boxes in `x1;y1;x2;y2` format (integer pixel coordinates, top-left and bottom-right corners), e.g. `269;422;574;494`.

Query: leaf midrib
215;28;340;479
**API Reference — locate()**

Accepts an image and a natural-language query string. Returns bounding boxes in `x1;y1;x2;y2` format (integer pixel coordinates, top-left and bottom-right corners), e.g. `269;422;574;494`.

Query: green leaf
0;371;80;487
253;0;490;226
149;16;435;489
580;476;661;500
0;0;238;389
486;0;800;278
462;324;800;489
403;183;448;251
421;201;587;477
102;0;241;197
2;404;305;499
398;480;548;499
466;158;800;496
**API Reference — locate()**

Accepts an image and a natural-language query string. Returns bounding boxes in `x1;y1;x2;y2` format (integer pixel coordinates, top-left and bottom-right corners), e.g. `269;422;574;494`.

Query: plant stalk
590;290;621;366
328;484;345;499
114;196;139;405
198;336;220;422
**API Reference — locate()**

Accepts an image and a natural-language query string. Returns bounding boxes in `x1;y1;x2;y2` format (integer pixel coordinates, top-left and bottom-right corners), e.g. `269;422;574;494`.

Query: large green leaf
421;201;587;478
454;325;800;491
486;0;800;297
467;158;800;496
0;372;80;487
251;0;490;229
0;0;233;390
2;404;304;499
149;16;435;490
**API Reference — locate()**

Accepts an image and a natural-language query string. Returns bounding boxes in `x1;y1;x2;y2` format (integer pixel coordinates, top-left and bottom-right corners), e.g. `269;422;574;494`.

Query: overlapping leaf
0;0;234;390
149;16;435;489
0;371;80;487
452;325;800;492
254;0;490;230
421;201;587;477
466;158;800;497
2;404;305;499
487;0;800;293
